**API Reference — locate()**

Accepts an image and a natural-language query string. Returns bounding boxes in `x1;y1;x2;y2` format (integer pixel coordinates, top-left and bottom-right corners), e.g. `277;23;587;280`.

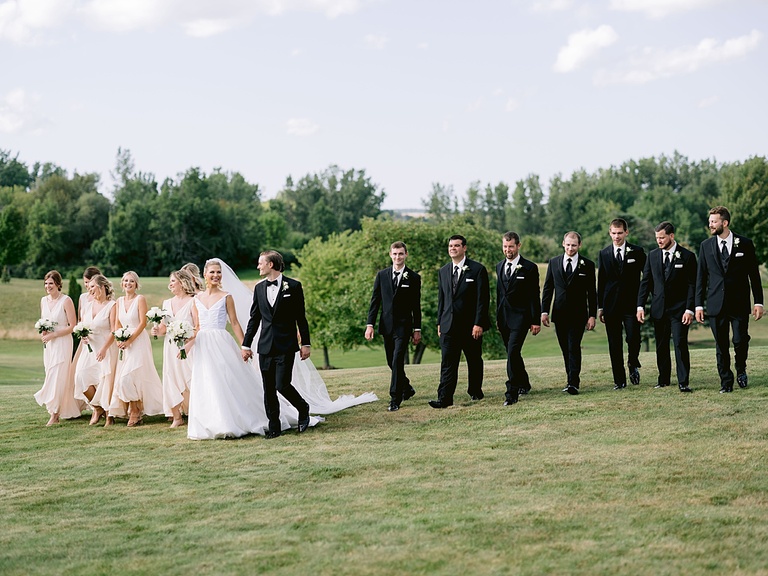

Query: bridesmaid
78;266;102;320
74;274;118;425
152;269;199;428
33;271;83;425
181;262;204;293
109;271;164;427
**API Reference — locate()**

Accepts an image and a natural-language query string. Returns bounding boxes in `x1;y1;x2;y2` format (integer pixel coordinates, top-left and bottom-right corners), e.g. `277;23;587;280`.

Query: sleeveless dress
161;297;194;417
74;299;118;410
187;294;322;440
33;295;84;419
109;296;164;419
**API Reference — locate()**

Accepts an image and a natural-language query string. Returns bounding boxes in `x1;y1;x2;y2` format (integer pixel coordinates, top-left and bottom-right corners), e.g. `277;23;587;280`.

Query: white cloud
610;0;722;19
81;0;171;32
467;97;483;112
531;0;573;13
554;25;618;73
286;118;319;136
491;88;504;97
182;18;237;38
505;98;520;112
0;88;40;133
364;33;388;50
596;29;761;85
0;0;74;43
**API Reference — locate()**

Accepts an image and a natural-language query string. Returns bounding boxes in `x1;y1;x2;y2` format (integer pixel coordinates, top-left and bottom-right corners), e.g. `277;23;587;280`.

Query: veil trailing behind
214;258;378;414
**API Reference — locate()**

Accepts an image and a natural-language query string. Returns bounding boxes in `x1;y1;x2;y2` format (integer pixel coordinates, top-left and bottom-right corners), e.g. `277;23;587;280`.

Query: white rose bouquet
35;318;57;348
73;321;93;352
113;326;132;360
167;320;194;360
146;307;170;339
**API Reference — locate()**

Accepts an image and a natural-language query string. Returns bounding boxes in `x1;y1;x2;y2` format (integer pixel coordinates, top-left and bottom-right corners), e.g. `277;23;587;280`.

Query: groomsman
365;241;422;412
430;235;490;408
695;206;763;393
242;250;311;439
495;232;541;405
636;222;696;392
597;218;647;390
541;231;597;395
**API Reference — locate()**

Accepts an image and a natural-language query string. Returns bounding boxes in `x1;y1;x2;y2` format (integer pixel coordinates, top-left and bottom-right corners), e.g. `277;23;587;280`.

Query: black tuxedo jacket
242;276;310;356
495;257;541;330
696;234;763;317
637;246;696;320
437;258;491;334
597;243;646;316
541;254;597;324
366;266;422;339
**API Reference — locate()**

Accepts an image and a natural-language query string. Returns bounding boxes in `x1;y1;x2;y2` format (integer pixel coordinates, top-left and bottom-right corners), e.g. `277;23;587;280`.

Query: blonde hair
121;270;142;291
172;269;198;297
90;274;115;300
181;262;204;292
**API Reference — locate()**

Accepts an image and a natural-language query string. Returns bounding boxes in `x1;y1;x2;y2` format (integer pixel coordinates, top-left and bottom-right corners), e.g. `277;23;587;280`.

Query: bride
187;258;376;440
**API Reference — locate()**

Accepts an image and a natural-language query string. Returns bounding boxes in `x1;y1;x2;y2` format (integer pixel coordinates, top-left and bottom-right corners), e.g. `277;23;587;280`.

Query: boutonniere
282;281;289;292
578;259;585;268
733;238;740;247
515;264;522;271
461;265;470;273
674;251;681;260
402;271;409;280
625;246;632;253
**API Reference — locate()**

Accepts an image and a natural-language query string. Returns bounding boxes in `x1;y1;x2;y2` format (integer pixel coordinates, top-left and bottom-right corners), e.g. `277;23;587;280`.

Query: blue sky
1;0;766;209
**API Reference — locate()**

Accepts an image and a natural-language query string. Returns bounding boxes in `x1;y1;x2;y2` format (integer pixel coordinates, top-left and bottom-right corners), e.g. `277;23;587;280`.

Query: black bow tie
266;280;278;287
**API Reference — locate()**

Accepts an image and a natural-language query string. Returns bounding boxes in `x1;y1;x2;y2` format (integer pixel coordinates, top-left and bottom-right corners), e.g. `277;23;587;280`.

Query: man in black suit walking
366;241;422;412
241;250;311;438
636;222;696;393
597;218;647;390
541;231;597;395
429;235;490;408
495;232;541;406
695;206;764;393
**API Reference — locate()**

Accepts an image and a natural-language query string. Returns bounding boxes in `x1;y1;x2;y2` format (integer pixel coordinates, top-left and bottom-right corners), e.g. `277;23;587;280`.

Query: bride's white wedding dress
187;259;377;440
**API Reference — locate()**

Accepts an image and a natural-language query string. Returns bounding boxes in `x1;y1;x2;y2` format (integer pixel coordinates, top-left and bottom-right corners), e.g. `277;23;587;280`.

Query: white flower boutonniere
461;265;470;273
734;238;740;247
515;264;523;271
674;251;681;259
625;246;632;253
579;259;585;268
282;281;289;292
402;271;409;280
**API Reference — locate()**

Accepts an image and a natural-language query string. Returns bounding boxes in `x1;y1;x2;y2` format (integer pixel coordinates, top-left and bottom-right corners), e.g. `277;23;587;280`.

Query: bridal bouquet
146;306;170;339
35;318;57;348
167;320;194;360
73;321;93;352
113;326;132;360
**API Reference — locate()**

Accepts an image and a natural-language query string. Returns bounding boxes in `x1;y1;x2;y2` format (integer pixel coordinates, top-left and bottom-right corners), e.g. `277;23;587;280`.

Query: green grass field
1;342;767;575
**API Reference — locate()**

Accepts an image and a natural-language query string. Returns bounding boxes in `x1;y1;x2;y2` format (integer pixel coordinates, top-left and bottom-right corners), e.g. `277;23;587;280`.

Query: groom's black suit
243;275;310;434
366;265;422;404
637;245;696;387
696;233;763;388
436;258;490;403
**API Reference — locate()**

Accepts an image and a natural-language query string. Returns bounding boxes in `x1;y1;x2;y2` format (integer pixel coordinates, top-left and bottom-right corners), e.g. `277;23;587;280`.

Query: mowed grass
1;345;767;575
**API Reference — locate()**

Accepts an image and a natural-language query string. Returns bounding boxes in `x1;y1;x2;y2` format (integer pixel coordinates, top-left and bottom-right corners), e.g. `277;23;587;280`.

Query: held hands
241;349;253;362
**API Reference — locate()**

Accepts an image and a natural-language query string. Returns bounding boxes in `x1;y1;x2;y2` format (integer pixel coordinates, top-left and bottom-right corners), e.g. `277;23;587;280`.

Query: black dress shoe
388;402;400;412
654;383;668;389
470;391;484;401
428;400;452;409
562;386;579;395
719;386;733;394
265;430;282;439
297;416;310;433
737;372;748;388
613;382;627;390
403;387;416;401
679;385;692;393
629;368;640;385
518;388;529;395
503;399;518;406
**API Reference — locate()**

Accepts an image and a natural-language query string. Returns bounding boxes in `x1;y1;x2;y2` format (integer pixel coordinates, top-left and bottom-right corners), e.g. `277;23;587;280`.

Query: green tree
421;182;458;222
0;150;32;188
720;156;768;264
0;204;27;280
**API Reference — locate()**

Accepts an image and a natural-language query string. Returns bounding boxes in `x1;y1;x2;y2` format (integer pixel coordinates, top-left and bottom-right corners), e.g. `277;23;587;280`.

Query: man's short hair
563;231;582;244
260;250;285;272
449;234;467;246
655;221;675;235
503;231;520;244
709;206;731;224
609;218;628;231
390;241;408;252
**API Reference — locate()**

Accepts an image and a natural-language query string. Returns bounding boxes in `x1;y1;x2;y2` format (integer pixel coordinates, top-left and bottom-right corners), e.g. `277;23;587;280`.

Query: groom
241;250;311;439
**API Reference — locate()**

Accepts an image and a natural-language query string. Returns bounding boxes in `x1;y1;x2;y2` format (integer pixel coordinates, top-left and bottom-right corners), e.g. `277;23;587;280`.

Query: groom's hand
241;349;253;362
300;345;311;361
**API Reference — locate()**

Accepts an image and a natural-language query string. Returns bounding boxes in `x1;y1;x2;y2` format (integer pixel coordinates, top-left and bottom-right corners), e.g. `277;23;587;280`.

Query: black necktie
616;248;622;263
664;251;671;272
392;270;400;290
266;279;278;287
721;240;728;261
506;262;512;279
452;265;459;293
566;258;573;277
